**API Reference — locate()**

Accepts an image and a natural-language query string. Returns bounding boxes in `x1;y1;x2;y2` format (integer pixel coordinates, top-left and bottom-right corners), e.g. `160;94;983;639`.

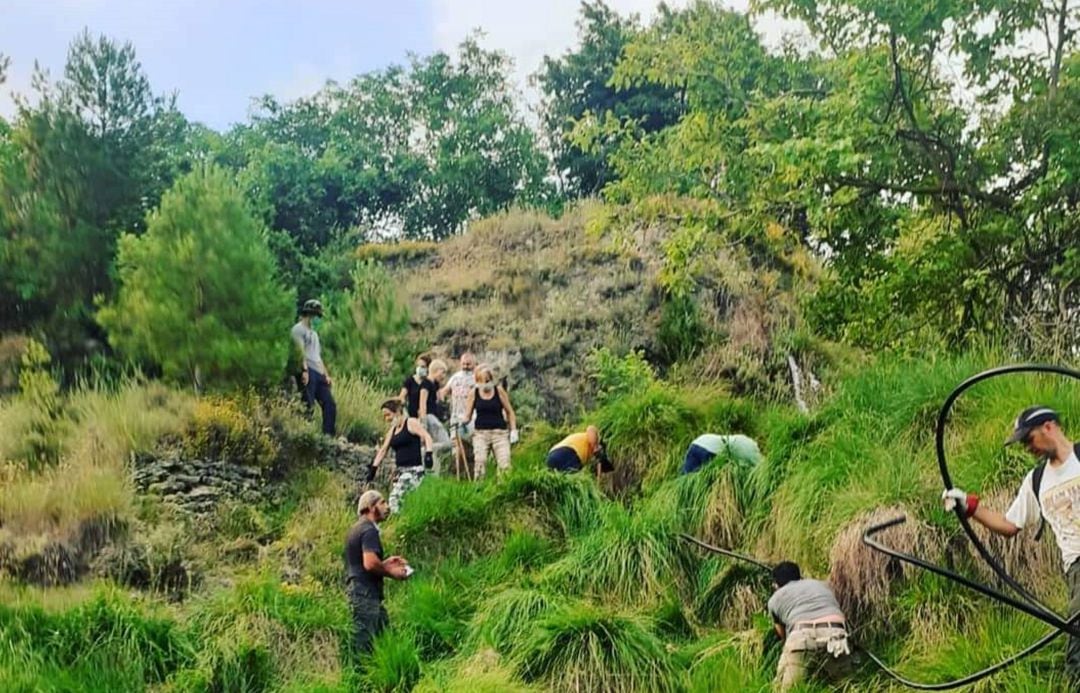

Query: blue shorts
546;446;583;473
680;443;716;475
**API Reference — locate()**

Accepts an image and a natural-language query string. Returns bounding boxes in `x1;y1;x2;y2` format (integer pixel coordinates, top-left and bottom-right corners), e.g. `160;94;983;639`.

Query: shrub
183;397;278;468
585;346;656;405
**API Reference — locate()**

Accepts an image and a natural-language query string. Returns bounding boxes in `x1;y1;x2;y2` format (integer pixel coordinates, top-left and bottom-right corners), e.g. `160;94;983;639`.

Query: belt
791;621;846;632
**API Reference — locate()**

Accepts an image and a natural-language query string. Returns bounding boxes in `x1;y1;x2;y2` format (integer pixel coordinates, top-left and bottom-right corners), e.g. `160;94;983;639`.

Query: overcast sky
0;0;801;131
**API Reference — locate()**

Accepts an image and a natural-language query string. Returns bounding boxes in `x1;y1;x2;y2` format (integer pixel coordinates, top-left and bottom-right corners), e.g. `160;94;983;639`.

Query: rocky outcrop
131;437;376;516
0;517;121;587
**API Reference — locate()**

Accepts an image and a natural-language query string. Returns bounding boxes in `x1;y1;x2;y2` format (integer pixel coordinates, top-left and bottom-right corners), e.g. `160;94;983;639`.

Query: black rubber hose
684;530;1066;689
936;364;1080;625
863;516;1080;636
678;533;774;570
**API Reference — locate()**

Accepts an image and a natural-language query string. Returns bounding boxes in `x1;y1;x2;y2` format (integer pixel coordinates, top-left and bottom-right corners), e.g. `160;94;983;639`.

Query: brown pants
472;428;511;478
775;626;851;691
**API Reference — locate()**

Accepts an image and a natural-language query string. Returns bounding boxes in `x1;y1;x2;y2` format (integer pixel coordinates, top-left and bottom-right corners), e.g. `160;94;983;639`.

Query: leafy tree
98;165;295;390
233;37;547;245
535;1;683;197
0;32;190;360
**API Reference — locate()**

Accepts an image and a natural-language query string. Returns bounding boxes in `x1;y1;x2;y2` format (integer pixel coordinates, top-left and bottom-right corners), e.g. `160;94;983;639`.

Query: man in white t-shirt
943;406;1080;682
438;352;476;478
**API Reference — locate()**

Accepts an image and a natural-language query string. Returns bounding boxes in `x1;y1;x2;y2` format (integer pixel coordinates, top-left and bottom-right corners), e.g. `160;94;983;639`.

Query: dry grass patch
828;505;930;628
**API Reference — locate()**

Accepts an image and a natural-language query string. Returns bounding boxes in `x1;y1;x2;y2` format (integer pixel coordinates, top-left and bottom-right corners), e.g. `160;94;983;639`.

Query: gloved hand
509;429;519;445
423;451;434;470
942;488;979;517
364;464;377;483
826;635;851;658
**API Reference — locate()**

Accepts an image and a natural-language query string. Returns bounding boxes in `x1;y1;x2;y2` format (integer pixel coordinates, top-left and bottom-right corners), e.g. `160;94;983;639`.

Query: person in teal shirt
680;434;761;474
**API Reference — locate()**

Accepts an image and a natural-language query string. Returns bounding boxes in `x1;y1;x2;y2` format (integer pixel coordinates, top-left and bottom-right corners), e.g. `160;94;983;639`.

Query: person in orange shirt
546;425;603;473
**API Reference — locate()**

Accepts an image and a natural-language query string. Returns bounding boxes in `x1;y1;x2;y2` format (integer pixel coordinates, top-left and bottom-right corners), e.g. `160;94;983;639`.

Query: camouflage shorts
389;468;424;513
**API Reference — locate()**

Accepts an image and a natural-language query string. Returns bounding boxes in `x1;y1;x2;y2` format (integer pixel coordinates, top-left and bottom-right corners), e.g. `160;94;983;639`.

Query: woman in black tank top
463;365;518;479
372;399;435;512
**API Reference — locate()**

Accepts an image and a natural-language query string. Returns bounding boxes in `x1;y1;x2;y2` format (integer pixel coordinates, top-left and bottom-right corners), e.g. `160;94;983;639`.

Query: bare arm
463;390;476;424
419;388;429;419
774;623;786;640
398;386;408;403
970;505;1021;537
438;382;451;400
363;551;408;579
497;386;517;430
373;424;394;467
407;417;434;451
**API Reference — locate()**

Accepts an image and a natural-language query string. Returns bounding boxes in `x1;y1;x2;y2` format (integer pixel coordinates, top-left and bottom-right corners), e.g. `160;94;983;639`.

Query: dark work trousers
1068;560;1080;687
348;583;388;654
303;369;337;436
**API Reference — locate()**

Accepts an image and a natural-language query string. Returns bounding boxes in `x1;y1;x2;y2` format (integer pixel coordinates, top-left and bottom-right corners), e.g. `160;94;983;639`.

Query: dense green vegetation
2;0;1080;690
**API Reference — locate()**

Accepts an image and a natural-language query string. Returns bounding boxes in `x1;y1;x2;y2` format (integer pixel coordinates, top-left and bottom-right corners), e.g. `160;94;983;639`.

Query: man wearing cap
943;406;1080;681
291;299;336;436
344;490;412;654
768;560;851;691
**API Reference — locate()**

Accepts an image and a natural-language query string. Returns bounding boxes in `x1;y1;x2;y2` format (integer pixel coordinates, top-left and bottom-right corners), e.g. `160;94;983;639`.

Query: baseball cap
1005;406;1060;445
357;490;384;513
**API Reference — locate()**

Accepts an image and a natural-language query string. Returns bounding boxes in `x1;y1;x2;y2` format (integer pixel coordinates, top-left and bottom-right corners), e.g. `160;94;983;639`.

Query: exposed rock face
131;437;376;516
0;517;120;587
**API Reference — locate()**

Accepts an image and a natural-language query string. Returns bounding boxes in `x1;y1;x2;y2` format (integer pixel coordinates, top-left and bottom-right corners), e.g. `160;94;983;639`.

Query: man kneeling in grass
768;561;851;691
344;490;412;654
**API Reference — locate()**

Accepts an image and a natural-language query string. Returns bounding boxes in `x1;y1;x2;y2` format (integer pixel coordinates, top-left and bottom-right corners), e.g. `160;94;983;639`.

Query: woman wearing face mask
463;364;518;478
421;359;452;473
371;399;434;513
399;354;438;419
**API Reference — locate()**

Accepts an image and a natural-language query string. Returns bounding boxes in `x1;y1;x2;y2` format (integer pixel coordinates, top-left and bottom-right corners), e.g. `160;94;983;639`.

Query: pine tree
99;165;295;390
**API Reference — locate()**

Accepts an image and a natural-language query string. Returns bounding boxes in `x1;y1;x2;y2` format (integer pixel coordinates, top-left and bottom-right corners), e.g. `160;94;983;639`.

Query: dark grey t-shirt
344;518;383;600
767;579;844;628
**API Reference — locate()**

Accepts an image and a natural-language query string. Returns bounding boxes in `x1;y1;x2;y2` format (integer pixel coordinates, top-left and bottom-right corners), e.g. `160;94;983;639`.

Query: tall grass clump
388;476;501;561
0;587;194;691
493;467;605;538
511;602;678;693
683;632;773;693
541;503;697;606
469;587;566;654
593;382;703;490
331;374;385;443
390;568;479;659
361;628;422;693
278;470;355;586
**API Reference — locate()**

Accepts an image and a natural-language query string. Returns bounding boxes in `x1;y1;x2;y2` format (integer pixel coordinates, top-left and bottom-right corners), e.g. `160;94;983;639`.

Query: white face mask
479;382;495;393
416;366;428;378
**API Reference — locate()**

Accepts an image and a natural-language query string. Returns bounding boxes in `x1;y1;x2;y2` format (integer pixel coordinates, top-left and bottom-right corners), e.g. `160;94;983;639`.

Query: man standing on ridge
943;406;1080;683
344;490;412;654
768;561;851;691
291;299;336;437
440;352;477;477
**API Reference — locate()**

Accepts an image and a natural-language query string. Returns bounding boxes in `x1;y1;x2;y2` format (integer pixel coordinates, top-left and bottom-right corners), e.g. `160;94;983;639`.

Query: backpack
1029;442;1080;540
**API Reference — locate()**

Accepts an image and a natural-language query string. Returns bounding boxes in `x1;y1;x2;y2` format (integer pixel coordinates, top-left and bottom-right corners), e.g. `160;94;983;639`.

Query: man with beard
943;406;1080;683
344;490;412;654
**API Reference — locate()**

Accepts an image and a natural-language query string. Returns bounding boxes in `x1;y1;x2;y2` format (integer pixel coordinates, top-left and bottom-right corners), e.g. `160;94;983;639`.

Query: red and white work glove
942;488;979;517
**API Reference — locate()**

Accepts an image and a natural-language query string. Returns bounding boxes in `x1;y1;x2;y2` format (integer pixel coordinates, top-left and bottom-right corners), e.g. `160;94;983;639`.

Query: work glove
364;464;377;483
509;429;519;445
942;488;979;517
423;451;434;470
826;635;851;658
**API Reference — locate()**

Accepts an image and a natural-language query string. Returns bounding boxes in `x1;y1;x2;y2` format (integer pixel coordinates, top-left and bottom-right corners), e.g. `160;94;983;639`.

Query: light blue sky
0;1;791;131
1;0;435;130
